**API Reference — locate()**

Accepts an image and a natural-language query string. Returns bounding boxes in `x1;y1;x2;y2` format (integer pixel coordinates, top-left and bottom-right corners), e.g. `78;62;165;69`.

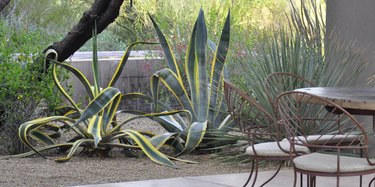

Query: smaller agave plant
13;26;186;168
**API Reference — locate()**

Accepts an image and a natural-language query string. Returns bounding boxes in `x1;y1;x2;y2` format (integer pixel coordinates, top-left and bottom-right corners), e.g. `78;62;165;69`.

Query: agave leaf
108;41;158;87
217;115;234;132
75;87;121;125
195;8;209;122
185;21;198;116
158;115;184;132
177;121;207;155
149;14;181;78
103;142;139;149
51;60;94;101
151;69;195;118
55;139;94;162
149;132;177;150
168;156;199;164
0;143;75;159
102;93;122;132
87;115;103;147
52;64;79;111
30;130;55;145
92;23;101;95
123;130;177;168
209;10;230;119
150;75;160;111
55;106;77;115
18;116;75;158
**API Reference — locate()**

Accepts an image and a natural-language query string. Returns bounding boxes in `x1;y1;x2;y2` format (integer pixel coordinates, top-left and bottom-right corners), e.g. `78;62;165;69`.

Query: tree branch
0;0;11;13
44;0;125;62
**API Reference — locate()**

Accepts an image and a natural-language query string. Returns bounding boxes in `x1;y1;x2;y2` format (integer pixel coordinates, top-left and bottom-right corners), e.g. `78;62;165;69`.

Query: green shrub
0;21;61;154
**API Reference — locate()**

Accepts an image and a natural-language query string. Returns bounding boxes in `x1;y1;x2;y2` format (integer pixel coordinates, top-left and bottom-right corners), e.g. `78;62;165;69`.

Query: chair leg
243;160;255;187
312;176;316;187
293;168;297;187
307;175;309;187
360;175;363;187
259;161;285;187
336;175;340;187
368;177;375;187
251;158;259;187
300;173;304;187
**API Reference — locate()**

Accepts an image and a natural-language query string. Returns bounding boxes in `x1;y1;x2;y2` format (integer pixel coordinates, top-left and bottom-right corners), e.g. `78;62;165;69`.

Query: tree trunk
0;0;11;13
44;0;125;63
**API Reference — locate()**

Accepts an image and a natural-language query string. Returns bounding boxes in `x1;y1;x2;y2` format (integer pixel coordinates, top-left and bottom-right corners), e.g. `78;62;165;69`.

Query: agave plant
13;26;186;167
141;9;233;154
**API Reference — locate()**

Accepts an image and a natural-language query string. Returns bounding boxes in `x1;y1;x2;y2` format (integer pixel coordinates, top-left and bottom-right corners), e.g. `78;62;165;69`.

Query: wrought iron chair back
277;91;375;187
264;72;316;115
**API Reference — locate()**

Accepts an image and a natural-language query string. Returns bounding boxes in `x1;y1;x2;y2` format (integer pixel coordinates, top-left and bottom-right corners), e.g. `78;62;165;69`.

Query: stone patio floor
76;169;375;187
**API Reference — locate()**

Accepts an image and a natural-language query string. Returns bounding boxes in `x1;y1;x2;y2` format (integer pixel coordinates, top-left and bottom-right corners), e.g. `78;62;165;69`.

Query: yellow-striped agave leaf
178;121;207;155
149;14;181;78
185;20;198;116
108;41;157;87
87;115;103;147
18;116;75;158
92;24;101;95
194;9;209;122
209;10;230;123
102;93;122;133
149;132;177;150
158;115;184;132
51;60;94;101
55;139;94;162
75;87;121;125
52;64;79;111
151;69;195;117
0;143;74;159
124;130;177;168
30;130;55;145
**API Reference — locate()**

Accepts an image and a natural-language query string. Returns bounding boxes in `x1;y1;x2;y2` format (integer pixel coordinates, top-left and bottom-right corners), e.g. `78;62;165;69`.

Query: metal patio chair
277;91;375;187
264;72;359;148
263;72;316;115
224;80;309;187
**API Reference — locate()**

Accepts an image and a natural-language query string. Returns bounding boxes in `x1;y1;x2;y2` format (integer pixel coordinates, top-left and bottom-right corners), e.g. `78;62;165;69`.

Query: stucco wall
326;0;375;132
326;0;375;82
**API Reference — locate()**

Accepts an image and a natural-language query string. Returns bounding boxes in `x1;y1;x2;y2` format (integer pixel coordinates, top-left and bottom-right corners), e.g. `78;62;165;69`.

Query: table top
294;87;375;112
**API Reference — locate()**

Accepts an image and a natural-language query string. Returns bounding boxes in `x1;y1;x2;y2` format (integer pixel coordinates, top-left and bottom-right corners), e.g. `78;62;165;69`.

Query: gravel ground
0;114;251;187
0;154;250;187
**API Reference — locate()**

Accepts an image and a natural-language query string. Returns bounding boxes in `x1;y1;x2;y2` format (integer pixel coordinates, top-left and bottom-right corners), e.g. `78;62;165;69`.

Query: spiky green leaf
149;14;181;78
178;121;207;155
75;87;121;125
124;130;177;168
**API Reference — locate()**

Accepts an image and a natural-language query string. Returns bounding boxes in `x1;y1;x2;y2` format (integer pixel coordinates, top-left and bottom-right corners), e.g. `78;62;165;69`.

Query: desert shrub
0;21;62;154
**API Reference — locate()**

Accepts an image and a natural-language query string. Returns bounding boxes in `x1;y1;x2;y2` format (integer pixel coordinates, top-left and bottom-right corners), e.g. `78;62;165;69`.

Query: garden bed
0;114;251;186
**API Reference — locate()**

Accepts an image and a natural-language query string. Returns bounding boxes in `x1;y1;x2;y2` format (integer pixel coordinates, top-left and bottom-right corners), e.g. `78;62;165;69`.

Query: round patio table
294;87;375;132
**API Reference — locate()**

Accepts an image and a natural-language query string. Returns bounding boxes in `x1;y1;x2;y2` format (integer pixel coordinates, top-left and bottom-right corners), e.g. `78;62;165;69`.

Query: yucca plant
215;0;374;163
231;0;372;114
137;9;233;154
11;26;186;168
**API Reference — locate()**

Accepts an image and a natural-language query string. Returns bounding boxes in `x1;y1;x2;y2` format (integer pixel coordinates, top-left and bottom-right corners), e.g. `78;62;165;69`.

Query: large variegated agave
140;9;233;154
13;26;186;168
